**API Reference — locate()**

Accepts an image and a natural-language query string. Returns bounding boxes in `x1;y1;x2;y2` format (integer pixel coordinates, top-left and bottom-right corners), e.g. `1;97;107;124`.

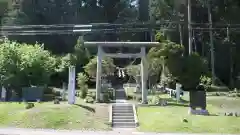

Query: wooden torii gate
84;42;160;104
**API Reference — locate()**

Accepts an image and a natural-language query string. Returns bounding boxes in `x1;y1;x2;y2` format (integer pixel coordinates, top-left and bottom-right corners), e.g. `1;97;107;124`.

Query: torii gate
84;42;160;104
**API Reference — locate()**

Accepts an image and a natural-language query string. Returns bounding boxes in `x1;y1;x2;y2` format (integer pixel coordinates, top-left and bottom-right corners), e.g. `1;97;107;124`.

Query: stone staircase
112;103;136;128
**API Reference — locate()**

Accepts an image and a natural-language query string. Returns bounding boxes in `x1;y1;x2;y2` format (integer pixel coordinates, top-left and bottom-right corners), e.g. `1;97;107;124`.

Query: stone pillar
96;46;103;102
141;47;148;104
1;86;6;101
176;83;181;103
68;66;76;104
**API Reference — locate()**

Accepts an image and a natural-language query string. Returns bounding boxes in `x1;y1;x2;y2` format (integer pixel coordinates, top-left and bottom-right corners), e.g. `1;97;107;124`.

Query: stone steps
112;103;136;128
113;119;135;123
113;115;134;119
112;121;136;128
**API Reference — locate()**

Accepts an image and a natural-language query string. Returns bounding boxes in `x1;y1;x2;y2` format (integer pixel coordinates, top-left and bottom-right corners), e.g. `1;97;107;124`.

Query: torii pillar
141;47;148;104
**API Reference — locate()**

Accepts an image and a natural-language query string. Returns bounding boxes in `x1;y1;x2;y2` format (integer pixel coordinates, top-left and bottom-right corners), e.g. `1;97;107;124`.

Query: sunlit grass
0;99;111;130
137;93;240;133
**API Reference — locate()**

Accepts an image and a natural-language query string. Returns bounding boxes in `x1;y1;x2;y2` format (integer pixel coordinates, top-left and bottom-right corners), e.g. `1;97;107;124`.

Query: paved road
0;128;239;135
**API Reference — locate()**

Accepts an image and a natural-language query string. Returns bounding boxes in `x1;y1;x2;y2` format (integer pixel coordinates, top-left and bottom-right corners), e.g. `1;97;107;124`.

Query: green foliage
180;53;208;89
148;58;162;77
85;95;94;103
84;91;95;103
0;39;22;87
148;39;184;87
0;39;57;93
87;91;96;100
200;75;212;91
126;64;140;80
77;73;89;99
57;54;77;72
25;103;35;109
161;73;176;88
74;37;90;65
125;57;162;85
80;85;88;99
17;43;57;85
148;38;208;90
148;40;184;78
155;30;166;42
84;57;115;78
56;37;90;73
77;73;88;86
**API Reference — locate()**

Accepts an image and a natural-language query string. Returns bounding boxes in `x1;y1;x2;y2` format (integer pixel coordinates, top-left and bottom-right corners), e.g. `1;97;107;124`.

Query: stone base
160;99;168;106
188;108;209;115
141;100;148;104
95;99;100;103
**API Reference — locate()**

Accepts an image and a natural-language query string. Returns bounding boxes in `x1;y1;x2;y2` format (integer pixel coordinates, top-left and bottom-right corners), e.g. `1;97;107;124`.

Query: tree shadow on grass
162;98;190;107
180;99;189;103
167;102;189;107
163;97;189;103
73;104;95;113
141;103;189;107
208;114;219;116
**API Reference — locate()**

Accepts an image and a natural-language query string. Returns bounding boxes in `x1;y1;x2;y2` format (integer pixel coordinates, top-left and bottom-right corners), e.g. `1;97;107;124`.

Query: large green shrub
0;39;57;95
149;35;208;90
17;43;57;85
148;39;184;87
180;53;208;89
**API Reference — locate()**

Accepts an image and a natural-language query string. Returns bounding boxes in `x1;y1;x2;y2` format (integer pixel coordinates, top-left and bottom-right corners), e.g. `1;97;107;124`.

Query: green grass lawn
0;99;111;130
137;93;240;134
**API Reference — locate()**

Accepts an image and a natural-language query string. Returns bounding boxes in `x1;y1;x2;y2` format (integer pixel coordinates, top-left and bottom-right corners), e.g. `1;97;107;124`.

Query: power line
0;23;180;35
0;21;184;29
193;27;240;30
1;21;240;35
191;23;240;26
1;28;156;36
2;22;240;31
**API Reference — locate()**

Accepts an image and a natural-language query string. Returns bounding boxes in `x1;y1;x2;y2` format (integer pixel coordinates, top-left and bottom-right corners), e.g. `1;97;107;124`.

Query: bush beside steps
25;102;35;109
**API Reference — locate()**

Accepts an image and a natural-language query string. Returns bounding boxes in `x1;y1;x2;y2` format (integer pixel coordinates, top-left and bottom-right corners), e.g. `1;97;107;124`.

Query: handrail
108;104;113;126
132;104;139;127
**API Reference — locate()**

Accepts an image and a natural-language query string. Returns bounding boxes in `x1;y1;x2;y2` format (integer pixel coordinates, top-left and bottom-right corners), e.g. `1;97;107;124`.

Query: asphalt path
0;128;239;135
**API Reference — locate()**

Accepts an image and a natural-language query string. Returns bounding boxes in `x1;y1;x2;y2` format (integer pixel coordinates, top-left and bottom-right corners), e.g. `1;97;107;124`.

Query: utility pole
188;0;192;54
208;0;215;85
227;26;234;88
